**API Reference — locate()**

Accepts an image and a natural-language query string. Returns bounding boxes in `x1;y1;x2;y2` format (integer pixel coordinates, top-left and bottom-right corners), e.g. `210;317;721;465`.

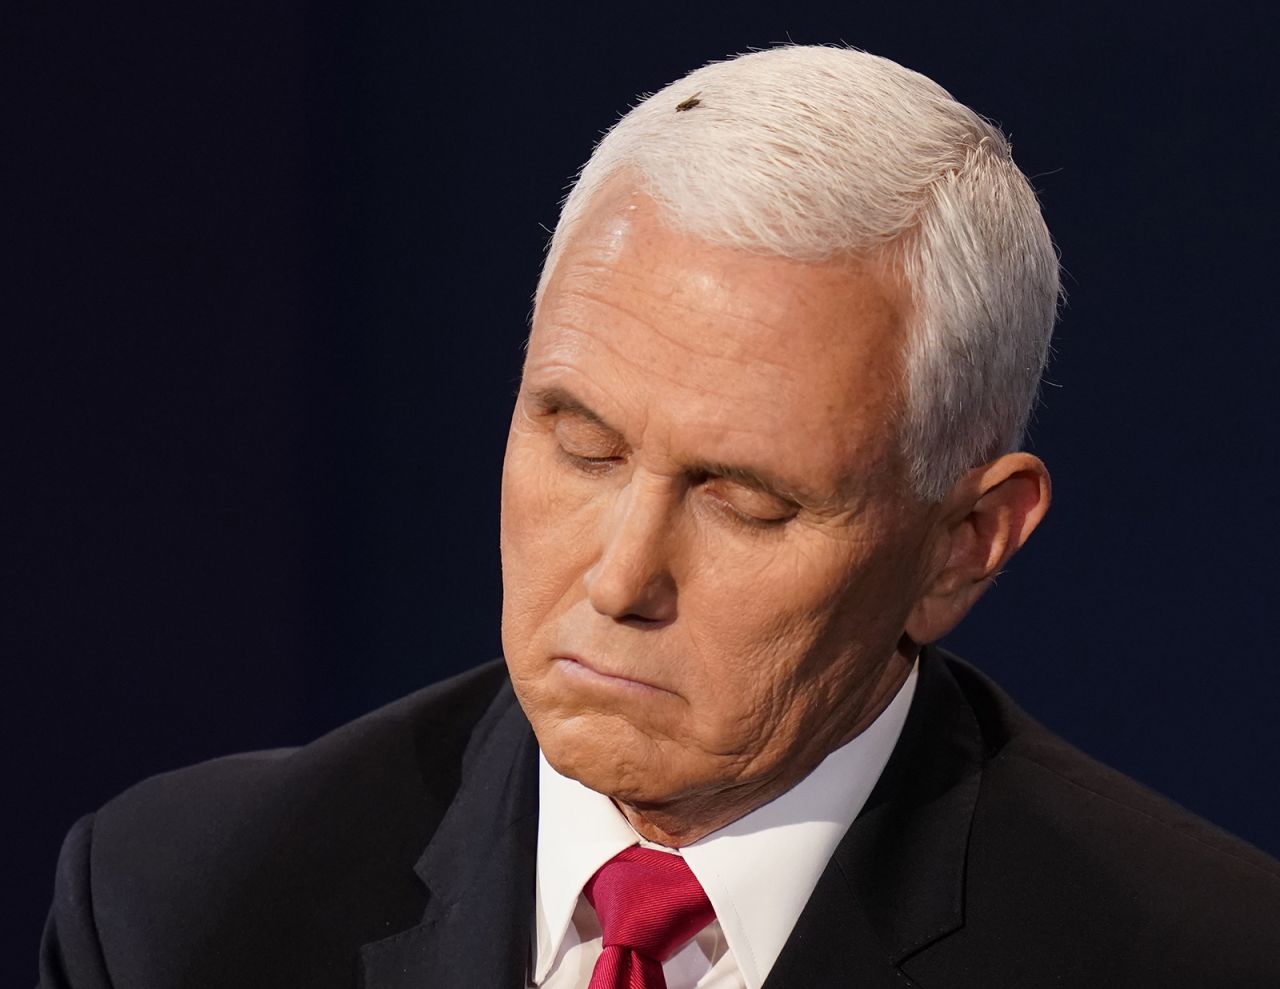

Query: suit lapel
763;648;985;987
359;683;539;989
760;862;919;989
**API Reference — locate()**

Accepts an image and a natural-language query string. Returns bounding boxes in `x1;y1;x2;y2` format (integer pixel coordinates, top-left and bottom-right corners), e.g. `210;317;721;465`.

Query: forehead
528;183;909;486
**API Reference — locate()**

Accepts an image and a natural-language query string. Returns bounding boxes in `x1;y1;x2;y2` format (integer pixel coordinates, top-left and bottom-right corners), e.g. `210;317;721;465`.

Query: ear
905;452;1051;644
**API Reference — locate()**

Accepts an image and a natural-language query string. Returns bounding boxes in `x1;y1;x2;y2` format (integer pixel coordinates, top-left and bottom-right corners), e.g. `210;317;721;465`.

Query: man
39;45;1280;989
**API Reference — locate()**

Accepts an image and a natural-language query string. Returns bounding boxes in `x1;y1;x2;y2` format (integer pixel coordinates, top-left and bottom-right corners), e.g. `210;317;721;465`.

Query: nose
583;472;678;624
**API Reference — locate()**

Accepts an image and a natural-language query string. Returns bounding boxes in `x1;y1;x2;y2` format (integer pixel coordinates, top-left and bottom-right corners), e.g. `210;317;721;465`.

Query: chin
534;712;691;804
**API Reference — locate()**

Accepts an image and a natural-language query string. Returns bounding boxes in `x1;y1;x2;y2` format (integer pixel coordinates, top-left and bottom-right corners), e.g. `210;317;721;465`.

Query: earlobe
905;453;1051;644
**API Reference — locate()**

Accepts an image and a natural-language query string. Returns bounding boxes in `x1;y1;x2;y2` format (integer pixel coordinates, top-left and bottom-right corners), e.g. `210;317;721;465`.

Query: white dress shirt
532;662;918;989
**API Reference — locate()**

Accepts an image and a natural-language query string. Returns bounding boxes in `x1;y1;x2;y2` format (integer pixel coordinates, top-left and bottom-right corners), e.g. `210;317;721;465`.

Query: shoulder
128;656;508;791
946;653;1280;883
41;659;521;989
94;657;516;858
937;652;1280;981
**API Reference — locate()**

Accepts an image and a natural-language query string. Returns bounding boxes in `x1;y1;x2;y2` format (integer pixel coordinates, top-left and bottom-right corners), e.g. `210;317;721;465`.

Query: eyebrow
690;459;813;507
526;386;622;434
526;384;820;507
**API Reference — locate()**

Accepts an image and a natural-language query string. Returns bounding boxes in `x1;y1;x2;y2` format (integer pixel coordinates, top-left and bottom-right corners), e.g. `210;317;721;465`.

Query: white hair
536;45;1060;502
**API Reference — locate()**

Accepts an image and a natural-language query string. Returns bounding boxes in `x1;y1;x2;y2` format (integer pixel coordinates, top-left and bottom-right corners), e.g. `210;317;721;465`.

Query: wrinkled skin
500;178;1049;845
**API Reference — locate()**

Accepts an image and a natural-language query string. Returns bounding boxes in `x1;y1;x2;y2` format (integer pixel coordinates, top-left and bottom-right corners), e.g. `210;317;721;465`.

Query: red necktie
584;845;716;989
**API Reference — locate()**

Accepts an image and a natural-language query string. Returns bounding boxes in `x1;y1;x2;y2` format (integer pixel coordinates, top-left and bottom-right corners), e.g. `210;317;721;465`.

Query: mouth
554;653;675;696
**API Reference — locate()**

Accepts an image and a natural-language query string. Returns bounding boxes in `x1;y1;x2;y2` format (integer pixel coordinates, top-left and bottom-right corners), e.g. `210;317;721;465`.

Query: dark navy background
9;2;1279;981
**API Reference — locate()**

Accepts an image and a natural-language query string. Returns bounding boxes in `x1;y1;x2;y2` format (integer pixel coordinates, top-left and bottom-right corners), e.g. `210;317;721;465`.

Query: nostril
585;563;678;624
616;608;677;629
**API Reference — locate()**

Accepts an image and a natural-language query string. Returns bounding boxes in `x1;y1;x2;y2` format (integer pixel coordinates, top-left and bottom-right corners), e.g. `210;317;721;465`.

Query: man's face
500;180;940;823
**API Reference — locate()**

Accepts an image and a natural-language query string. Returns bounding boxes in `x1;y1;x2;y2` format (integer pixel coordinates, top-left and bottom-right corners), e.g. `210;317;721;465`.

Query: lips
554;652;672;695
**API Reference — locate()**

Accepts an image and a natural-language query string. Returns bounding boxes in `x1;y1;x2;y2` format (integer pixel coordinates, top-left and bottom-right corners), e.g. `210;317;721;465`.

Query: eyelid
545;411;800;526
554;419;627;456
701;482;798;528
563;450;624;473
552;416;628;474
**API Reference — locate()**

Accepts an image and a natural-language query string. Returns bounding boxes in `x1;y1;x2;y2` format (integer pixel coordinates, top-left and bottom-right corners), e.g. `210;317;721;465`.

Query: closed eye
700;482;798;530
548;407;629;474
555;444;626;475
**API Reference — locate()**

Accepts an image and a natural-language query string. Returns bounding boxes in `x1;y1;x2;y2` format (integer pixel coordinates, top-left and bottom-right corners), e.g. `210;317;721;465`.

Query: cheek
672;562;835;735
500;436;600;649
673;539;909;744
681;539;836;659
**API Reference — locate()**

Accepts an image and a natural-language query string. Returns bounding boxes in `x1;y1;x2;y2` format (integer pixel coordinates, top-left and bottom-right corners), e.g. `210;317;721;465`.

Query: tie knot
585;846;716;963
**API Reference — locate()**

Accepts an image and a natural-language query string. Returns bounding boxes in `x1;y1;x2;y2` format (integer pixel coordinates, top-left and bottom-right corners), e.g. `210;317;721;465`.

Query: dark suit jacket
39;648;1280;988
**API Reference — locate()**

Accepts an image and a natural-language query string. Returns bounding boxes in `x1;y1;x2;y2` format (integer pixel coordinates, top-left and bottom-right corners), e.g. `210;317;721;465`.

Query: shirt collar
534;752;640;983
534;661;918;988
